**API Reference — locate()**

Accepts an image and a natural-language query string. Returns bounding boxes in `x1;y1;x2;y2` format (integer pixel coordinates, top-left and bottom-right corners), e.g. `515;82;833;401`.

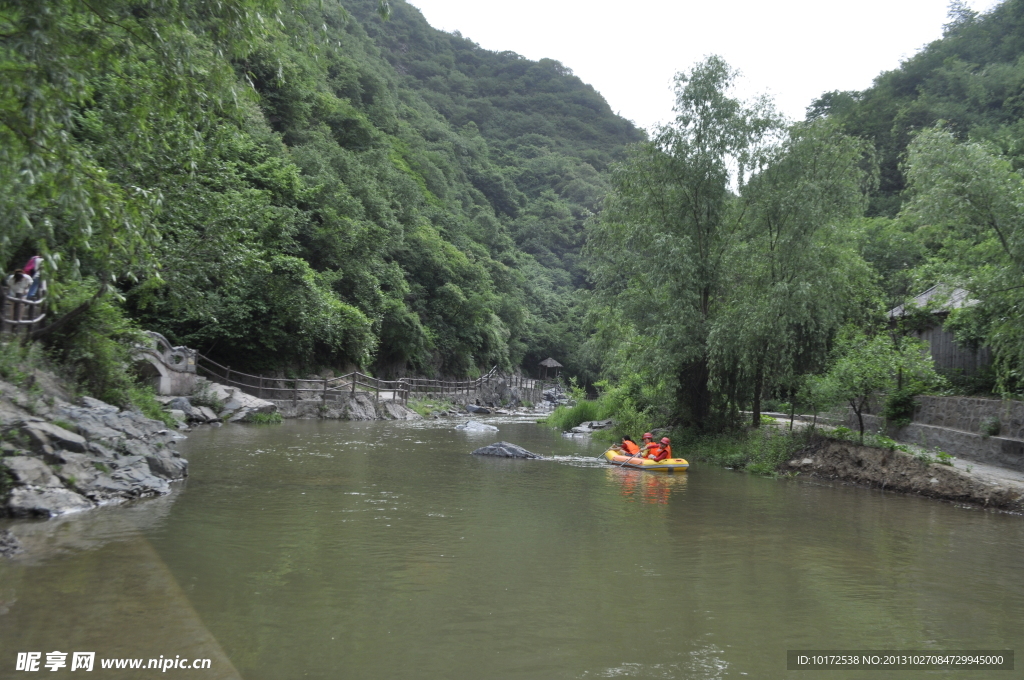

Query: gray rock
79;396;119;414
197;405;219;422
119;438;157;459
3;456;63;487
466;404;491;414
79;473;134;496
111;464;170;495
146;454;188;480
456;420;499;432
227;408;252;423
71;417;123;442
87;442;118;459
471;441;544;459
168;397;204;421
8;487;94;517
109;455;145;470
219;398;244;416
54;453;98;488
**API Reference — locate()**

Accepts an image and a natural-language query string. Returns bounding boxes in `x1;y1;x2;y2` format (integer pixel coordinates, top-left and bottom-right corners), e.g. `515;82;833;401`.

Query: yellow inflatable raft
603;449;689;473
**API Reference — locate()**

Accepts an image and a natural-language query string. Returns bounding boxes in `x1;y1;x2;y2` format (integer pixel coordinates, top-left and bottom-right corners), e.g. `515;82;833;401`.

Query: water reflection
606;467;687;504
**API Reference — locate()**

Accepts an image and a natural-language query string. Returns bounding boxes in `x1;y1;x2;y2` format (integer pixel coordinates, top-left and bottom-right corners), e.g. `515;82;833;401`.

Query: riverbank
683;427;1024;513
0;370;187;532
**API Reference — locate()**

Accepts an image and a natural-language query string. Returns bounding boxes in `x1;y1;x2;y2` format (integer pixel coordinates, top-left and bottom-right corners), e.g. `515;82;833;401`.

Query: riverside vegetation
5;0;1024;485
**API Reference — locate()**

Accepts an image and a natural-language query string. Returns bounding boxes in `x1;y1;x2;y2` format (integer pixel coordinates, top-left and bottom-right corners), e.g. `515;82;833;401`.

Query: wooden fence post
293;380;298;407
258;376;264;400
226;366;232;386
351;374;356;397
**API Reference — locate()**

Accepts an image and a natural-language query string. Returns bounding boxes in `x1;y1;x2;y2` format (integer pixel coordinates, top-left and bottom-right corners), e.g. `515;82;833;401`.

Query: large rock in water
456;420;498;432
471;441;544;459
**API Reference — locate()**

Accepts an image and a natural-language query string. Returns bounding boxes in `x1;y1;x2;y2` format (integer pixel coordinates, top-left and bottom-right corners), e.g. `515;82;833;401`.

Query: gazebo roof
539;357;563;368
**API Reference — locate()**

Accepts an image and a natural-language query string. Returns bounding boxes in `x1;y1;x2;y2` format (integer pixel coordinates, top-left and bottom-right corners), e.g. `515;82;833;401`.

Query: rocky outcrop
158;379;278;426
570;419;614;434
1;377;188;519
270;392;422;421
471;441;544;459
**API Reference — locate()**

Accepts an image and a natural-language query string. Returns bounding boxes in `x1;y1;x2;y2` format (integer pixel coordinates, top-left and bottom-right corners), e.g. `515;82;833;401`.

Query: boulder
3;456;63;487
471;441;544;459
146;453;188;480
79;396;119;414
7;487;94;517
466;404;491;414
197;405;219;422
167;397;204;421
456;420;499;432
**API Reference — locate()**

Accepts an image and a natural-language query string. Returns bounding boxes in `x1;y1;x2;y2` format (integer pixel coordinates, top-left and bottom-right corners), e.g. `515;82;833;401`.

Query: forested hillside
1;0;641;397
584;0;1024;436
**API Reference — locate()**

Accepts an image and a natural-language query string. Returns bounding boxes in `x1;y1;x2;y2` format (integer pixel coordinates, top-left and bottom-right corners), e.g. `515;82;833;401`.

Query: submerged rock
471;441;544;459
456;420;498;432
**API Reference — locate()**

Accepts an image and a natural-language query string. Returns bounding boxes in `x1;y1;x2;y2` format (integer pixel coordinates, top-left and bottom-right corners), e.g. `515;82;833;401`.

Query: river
1;417;1022;679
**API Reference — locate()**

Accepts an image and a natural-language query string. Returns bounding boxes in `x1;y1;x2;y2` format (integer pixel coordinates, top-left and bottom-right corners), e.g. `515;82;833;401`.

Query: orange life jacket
650;445;671;461
621;440;640;455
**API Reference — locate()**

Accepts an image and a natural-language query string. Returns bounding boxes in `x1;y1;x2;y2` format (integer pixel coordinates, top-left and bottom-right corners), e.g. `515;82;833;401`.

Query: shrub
936;451;955;466
882;388;918;428
980;416;1000;438
546;399;600;431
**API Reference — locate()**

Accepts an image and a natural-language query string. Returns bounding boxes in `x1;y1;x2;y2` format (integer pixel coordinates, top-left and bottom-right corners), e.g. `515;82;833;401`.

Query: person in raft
614;436;640;456
645;437;672;461
640;432;656;452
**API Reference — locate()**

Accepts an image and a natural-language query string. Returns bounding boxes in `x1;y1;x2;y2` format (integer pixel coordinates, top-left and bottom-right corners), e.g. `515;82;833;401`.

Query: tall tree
588;56;779;428
712;120;875;426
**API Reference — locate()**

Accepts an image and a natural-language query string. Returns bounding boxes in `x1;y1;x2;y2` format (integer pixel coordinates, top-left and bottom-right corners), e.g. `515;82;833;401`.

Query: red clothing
621;440;640;455
649;445;672;461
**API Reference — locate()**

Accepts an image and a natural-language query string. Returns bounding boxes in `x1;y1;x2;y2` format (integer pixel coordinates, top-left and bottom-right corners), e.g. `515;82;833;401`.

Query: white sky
407;0;1002;132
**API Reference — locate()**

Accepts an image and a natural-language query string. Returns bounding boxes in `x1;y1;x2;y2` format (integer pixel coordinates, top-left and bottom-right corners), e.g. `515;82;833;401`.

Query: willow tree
711;120;876;426
588;56;779;429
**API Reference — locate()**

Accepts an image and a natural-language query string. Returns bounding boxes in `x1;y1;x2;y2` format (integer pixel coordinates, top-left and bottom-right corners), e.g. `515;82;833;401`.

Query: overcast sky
407;0;1002;132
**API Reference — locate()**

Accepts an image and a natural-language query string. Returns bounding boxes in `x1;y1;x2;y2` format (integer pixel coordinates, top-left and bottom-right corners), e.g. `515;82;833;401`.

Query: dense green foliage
1;0;641;384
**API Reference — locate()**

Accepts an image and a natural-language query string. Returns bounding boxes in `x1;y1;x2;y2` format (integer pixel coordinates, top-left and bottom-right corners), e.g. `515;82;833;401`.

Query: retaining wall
847;395;1024;470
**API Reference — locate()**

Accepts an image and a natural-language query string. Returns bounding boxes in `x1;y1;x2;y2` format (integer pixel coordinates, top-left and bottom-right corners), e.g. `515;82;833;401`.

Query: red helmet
642;432;653;439
660;437;670;445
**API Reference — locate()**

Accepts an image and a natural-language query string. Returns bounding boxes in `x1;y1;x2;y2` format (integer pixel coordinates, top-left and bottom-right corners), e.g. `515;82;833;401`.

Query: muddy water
2;418;1023;679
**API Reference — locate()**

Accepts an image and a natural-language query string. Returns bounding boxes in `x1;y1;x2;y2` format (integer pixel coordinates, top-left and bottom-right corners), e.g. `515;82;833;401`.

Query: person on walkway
4;269;31;322
646;437;672;462
23;255;43;299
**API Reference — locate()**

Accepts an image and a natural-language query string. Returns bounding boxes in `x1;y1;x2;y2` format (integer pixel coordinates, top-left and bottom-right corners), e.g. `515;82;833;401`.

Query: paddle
617;449;644;467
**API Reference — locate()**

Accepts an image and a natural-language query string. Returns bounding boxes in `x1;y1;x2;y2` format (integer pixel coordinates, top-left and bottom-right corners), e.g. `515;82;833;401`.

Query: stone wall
847;395;1024;470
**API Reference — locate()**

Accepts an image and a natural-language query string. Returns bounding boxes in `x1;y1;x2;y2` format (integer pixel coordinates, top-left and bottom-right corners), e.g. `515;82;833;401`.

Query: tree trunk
751;360;764;428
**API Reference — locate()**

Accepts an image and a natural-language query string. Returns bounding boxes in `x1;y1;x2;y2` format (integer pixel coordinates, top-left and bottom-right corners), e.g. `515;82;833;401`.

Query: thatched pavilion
539;357;563;379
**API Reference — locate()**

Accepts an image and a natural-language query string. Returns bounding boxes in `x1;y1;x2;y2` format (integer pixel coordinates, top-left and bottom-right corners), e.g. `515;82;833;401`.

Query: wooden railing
195;354;552;407
1;287;47;336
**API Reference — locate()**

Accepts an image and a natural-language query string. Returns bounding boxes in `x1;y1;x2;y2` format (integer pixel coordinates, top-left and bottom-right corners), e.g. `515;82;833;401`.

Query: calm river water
1;417;1023;679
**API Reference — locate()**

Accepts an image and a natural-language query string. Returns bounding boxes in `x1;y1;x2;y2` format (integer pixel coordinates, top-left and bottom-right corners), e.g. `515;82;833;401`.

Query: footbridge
137;331;553;407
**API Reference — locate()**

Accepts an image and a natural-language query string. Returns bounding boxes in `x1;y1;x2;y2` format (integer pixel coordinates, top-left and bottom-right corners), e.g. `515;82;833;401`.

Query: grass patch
127;385;178;428
247;412;283;425
546;399;601;432
407;397;457;418
685;428;808;476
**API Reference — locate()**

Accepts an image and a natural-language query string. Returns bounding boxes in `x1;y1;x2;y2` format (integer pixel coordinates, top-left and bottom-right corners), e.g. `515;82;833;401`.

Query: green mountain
2;0;642;382
809;0;1024;216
